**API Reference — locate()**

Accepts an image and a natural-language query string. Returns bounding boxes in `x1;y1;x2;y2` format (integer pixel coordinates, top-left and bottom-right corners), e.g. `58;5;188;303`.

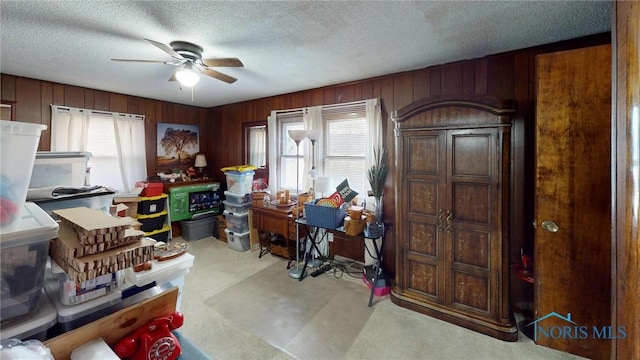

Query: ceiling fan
111;39;243;86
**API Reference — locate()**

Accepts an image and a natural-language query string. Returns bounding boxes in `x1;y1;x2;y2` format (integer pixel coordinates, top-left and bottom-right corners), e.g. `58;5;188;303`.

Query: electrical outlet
328;233;334;242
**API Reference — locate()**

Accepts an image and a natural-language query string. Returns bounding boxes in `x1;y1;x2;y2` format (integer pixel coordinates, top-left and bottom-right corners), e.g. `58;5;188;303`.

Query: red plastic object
142;182;163;197
363;276;391;296
510;264;535;284
114;312;184;360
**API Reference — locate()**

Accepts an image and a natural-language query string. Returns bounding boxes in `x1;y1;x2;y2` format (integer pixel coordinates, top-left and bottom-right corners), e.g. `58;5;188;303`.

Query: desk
251;204;306;268
296;219;387;307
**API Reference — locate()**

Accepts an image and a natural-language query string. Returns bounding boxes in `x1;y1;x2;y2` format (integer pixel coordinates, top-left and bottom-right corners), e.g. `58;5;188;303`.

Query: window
278;113;305;192
322;104;367;197
243;123;267;168
268;99;381;200
50;106;147;193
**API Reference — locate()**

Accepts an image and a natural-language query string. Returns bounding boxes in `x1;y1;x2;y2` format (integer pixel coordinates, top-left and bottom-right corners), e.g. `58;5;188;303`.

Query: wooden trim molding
613;1;640;359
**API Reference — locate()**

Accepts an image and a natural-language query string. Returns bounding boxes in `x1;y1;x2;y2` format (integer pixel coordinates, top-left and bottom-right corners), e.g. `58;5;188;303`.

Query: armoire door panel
452;271;490;313
451;182;491;225
408;220;438;257
407;179;439;216
452;228;490;269
407;134;441;175
451;133;492;177
408;260;439;298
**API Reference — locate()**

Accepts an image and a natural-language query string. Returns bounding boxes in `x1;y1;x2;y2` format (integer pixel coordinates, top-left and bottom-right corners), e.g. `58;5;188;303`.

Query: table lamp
194;154;207;177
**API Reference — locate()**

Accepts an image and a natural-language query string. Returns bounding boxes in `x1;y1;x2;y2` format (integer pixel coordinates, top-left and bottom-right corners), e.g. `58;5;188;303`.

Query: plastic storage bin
304;201;348;229
145;225;171;242
180;214;216;241
138;193;167;215
223;191;252;205
139;182;164;197
0;203;58;324
137;210;168;232
0;120;47;231
49;260;124;306
33;189;115;217
0;290;57;341
29;151;91;189
224;229;250;252
223;200;252;214
223;210;249;233
224;170;254;195
44;273;122;332
124;253;195;312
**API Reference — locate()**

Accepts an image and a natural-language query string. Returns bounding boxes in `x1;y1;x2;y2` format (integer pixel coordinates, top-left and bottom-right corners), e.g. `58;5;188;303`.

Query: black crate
138;194;167;215
138;211;168;232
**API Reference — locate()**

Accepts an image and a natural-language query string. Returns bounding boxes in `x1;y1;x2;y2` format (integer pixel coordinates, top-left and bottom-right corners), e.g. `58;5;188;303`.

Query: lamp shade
315;176;332;194
194;154;207;168
175;63;200;87
306;129;321;141
288;129;308;142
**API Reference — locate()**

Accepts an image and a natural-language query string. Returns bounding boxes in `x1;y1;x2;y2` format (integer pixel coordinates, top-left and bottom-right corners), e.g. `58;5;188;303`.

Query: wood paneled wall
0;33;609;308
206;34;610;289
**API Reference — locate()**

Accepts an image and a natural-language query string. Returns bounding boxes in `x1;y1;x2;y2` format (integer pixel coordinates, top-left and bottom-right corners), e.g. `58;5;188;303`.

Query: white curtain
51;107;90;151
51;105;147;193
248;126;266;167
267;111;278;196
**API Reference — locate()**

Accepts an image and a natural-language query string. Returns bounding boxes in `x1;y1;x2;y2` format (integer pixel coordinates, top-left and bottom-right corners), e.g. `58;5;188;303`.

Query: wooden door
447;128;501;318
401;129;447;303
534;45;611;359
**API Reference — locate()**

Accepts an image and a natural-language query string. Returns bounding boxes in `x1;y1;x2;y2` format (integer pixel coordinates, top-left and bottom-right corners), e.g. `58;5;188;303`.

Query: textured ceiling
0;1;611;108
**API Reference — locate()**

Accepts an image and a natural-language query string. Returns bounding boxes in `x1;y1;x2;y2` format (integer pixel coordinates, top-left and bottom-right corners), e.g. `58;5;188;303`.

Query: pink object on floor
363;275;391;297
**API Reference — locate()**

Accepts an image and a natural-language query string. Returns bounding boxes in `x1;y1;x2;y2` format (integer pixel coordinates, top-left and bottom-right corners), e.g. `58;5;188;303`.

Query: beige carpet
178;236;585;360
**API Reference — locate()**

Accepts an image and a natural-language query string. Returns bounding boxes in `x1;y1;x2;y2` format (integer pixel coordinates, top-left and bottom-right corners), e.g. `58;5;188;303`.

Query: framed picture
157;123;200;172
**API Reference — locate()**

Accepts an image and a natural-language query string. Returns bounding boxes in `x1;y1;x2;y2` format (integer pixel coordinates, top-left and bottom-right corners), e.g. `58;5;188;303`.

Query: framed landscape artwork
157;123;200;172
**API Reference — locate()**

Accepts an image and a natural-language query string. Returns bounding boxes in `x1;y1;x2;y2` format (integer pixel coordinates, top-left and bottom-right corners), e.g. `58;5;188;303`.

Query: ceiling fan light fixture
175;62;200;87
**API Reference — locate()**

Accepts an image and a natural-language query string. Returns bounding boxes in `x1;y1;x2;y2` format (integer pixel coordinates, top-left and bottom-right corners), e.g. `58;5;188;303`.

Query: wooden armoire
390;96;517;341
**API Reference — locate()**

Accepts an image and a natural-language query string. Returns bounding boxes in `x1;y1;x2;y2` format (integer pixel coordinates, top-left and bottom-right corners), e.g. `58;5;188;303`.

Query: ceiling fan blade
111;59;168;63
201;58;244;67
202;68;237;84
145;39;183;60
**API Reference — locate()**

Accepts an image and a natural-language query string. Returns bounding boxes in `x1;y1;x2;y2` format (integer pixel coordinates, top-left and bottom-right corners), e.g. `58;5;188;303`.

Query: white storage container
0;121;47;231
225;228;250;252
224;171;254;195
49;260;124;306
223;200;252;214
223;191;251;205
29;151;91;189
33;189;115;217
0;203;59;324
124;253;194;311
223;210;249;233
44;273;122;332
0;290;57;341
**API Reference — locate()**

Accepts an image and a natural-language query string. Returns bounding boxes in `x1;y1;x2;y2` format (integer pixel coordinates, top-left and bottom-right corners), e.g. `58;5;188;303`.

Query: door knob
541;220;559;233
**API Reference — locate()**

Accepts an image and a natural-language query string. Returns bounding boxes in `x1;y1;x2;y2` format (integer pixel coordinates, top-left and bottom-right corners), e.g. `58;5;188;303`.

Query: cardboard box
217;215;227;241
112;196;140;218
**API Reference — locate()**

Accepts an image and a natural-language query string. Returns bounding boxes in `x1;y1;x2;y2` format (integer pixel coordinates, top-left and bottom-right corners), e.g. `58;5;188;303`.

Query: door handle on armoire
438;209;452;232
438;209;445;232
444;210;452;233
